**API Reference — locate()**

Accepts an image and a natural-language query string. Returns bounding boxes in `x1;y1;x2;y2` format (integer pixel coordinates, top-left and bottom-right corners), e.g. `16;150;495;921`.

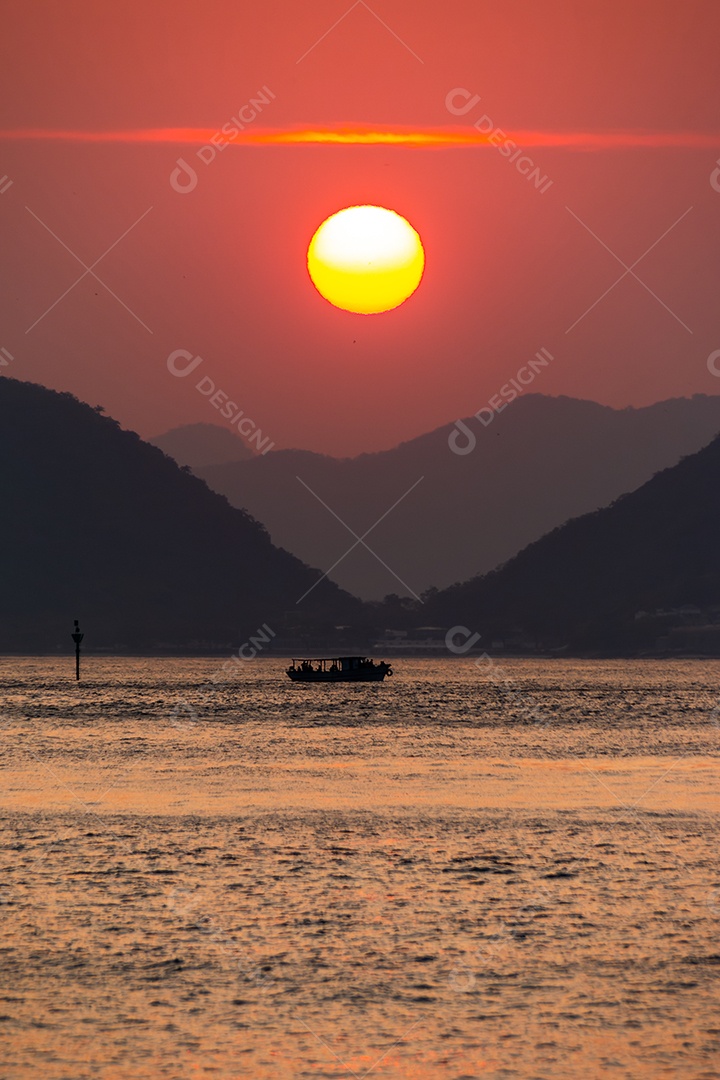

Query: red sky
1;0;719;456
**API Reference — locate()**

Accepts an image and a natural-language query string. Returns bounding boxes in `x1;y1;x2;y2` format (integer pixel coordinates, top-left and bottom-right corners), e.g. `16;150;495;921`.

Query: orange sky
1;0;719;455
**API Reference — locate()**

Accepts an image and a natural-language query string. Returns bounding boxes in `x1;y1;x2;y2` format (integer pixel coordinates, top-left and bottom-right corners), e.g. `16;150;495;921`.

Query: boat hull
287;669;388;683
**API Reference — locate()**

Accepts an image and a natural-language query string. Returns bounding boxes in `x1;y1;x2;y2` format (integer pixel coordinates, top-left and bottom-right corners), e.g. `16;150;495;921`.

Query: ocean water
1;657;719;1079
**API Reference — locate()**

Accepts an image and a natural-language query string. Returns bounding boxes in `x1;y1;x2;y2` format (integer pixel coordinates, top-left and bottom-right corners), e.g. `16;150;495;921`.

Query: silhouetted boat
287;656;393;683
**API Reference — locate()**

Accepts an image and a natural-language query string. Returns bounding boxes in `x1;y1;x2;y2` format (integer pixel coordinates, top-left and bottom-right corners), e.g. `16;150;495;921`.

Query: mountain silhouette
0;379;359;650
420;432;720;652
194;394;720;600
150;422;253;469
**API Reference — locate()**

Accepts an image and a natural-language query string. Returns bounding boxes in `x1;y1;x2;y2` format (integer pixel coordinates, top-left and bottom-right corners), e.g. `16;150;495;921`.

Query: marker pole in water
71;620;84;681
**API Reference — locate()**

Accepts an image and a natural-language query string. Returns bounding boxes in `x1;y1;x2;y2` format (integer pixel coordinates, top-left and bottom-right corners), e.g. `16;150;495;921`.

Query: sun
307;205;425;315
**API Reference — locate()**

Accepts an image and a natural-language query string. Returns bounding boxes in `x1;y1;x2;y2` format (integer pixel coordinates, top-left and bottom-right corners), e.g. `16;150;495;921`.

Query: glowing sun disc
307;205;425;314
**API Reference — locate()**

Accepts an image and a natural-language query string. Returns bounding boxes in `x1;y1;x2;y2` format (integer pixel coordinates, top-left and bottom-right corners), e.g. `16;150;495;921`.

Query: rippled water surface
1;657;719;1079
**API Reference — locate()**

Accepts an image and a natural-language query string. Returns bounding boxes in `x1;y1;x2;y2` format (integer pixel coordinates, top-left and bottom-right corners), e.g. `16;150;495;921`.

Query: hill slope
421;433;720;651
195;394;720;600
0;380;358;650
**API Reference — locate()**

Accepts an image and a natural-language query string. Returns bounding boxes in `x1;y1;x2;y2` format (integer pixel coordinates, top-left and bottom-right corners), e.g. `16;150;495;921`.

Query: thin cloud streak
1;126;719;150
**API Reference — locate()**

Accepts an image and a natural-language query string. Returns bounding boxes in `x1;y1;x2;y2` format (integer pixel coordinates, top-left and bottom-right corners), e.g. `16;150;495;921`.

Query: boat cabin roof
291;656;370;663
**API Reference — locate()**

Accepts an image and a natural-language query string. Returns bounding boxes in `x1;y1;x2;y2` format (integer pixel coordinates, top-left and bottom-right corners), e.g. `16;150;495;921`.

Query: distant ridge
150;422;253;469
194;394;720;600
0;379;359;650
